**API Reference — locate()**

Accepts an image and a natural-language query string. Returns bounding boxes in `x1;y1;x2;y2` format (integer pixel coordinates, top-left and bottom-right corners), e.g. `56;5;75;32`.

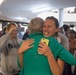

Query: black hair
45;16;59;28
63;24;69;31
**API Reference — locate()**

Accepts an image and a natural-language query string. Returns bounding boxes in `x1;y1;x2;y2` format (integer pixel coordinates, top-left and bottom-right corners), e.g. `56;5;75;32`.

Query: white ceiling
0;0;76;23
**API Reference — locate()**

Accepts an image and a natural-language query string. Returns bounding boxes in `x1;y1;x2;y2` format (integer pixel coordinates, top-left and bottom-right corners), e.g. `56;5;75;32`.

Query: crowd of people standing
0;16;76;75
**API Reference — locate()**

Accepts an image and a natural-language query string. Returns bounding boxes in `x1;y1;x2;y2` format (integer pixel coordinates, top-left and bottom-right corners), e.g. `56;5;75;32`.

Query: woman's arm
0;27;17;51
38;42;64;75
47;54;64;75
18;39;34;67
57;59;64;73
18;53;23;68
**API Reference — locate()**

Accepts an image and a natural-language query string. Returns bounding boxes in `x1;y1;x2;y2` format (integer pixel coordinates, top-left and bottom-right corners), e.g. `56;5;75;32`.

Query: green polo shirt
19;32;76;75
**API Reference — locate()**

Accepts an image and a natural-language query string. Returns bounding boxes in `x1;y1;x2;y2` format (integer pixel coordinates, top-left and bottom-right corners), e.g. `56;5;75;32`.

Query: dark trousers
13;72;20;75
74;66;76;75
62;63;73;75
0;73;3;75
13;74;19;75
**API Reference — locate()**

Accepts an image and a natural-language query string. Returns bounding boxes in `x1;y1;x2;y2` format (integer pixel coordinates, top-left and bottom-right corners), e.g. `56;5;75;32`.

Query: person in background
59;27;64;34
68;29;76;75
62;24;73;75
63;24;70;37
0;26;7;37
17;24;24;39
22;28;30;40
68;29;76;55
18;17;76;75
0;23;23;75
59;24;71;75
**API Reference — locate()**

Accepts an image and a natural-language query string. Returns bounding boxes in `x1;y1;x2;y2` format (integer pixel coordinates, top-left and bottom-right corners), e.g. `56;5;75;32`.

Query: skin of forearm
18;46;26;54
18;53;23;68
18;48;23;54
47;51;63;75
18;46;28;68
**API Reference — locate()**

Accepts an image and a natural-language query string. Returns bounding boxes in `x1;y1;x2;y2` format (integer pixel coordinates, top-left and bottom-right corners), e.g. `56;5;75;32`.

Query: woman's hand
38;42;64;75
38;42;51;57
18;39;34;54
8;27;17;33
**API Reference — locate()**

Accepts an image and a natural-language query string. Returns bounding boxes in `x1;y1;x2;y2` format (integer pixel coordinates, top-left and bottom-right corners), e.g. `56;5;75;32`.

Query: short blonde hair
28;17;44;33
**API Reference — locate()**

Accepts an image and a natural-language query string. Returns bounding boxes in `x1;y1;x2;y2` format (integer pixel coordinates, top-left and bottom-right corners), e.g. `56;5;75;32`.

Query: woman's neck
10;36;17;39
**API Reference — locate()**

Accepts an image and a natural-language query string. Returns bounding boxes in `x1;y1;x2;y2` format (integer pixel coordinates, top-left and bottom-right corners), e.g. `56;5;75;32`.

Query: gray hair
28;17;44;33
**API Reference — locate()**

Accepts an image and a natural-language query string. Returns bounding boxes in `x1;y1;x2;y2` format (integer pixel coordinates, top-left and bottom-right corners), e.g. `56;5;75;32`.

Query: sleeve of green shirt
55;40;76;65
49;37;76;65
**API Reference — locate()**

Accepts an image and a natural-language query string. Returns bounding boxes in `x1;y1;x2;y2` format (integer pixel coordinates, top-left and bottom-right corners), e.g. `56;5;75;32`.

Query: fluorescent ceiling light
12;17;30;22
0;0;4;5
32;7;50;13
14;17;25;21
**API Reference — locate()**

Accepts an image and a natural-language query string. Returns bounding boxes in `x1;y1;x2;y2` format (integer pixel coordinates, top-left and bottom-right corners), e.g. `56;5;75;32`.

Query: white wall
37;12;76;25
